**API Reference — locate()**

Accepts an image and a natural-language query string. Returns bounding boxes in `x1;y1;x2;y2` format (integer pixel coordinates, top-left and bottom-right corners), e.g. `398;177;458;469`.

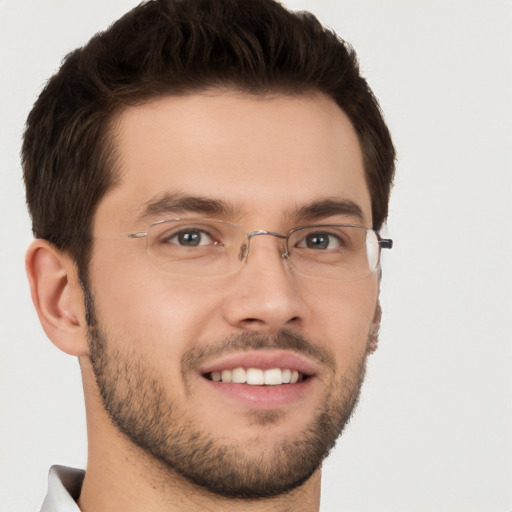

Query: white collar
40;465;85;512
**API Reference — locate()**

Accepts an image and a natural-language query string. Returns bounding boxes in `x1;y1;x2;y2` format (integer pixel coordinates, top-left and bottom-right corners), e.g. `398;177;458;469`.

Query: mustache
181;329;336;374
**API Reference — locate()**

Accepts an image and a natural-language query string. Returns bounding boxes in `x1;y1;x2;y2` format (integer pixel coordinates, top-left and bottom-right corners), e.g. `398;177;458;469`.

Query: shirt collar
40;465;85;512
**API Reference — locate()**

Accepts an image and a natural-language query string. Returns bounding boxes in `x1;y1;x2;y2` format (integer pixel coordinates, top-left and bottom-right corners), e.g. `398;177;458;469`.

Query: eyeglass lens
144;219;382;280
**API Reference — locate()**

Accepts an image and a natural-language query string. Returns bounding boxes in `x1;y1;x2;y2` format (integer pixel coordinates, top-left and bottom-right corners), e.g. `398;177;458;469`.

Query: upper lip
198;350;319;377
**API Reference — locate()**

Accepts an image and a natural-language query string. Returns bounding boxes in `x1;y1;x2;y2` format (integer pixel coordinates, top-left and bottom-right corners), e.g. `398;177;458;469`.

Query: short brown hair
23;0;395;277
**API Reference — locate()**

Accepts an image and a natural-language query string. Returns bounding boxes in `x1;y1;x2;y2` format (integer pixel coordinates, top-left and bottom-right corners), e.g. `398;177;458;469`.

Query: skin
26;91;380;512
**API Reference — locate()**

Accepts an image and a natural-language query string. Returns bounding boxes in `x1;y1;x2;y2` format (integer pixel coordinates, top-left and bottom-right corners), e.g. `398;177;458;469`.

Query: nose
222;235;307;333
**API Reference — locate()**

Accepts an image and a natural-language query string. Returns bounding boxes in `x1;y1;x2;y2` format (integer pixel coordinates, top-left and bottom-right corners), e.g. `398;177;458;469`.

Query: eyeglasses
118;218;392;281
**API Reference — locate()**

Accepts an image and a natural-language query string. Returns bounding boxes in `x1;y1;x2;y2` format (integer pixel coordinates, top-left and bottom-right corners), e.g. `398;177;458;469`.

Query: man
23;0;395;510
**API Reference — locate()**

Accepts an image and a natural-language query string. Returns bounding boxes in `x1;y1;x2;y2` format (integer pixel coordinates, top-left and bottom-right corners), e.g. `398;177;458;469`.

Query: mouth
198;350;318;409
204;367;308;385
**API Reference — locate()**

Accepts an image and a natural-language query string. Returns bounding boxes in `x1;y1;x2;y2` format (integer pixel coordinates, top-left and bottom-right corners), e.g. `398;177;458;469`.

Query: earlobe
25;240;89;356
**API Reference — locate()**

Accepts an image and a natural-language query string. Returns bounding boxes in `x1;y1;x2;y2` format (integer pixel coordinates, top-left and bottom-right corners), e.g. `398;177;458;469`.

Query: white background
1;1;511;511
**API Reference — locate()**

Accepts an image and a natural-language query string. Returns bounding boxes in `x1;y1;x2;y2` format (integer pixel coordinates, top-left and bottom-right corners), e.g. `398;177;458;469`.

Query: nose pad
238;242;249;261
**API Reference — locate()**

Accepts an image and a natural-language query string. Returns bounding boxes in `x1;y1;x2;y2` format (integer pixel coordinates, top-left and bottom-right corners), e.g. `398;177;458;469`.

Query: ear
26;239;89;356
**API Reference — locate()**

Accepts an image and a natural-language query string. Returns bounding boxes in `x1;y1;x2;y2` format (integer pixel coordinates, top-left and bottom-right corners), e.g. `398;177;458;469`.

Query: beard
84;287;369;499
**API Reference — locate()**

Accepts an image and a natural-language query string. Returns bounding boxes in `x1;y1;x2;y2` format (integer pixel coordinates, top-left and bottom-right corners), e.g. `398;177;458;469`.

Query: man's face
86;91;379;497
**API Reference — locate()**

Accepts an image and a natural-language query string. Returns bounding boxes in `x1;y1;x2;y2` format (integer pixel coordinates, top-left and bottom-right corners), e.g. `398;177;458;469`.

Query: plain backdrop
1;1;511;511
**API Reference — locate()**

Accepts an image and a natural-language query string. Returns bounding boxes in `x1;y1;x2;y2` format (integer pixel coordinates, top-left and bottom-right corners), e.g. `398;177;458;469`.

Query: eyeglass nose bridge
238;230;289;261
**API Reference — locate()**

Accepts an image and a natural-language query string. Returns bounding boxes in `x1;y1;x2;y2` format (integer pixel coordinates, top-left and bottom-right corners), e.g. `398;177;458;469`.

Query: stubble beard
85;288;370;499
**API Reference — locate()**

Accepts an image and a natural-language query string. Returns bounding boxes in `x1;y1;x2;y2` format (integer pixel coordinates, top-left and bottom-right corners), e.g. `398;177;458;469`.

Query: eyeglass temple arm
379;238;393;249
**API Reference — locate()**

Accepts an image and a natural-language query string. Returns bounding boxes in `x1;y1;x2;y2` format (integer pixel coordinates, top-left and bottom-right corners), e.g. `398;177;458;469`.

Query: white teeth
264;368;282;385
231;367;246;384
209;367;304;385
246;368;264;385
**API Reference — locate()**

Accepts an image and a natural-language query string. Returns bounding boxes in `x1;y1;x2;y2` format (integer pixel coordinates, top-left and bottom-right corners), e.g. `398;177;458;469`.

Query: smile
198;349;318;408
206;367;305;385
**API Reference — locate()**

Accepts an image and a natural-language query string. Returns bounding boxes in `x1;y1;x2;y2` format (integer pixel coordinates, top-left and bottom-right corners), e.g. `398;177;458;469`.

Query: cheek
90;248;224;351
300;277;379;357
89;267;226;404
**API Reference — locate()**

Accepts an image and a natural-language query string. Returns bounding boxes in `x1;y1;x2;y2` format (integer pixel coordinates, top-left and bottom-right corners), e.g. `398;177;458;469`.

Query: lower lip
202;377;314;409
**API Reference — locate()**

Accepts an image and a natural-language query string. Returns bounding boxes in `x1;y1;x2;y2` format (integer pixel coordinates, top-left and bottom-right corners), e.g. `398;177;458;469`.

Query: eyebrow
290;198;366;225
137;193;365;225
137;192;236;220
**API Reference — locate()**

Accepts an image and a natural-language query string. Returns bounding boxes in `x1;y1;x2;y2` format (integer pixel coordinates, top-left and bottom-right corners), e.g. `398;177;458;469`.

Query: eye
297;231;342;250
166;229;215;247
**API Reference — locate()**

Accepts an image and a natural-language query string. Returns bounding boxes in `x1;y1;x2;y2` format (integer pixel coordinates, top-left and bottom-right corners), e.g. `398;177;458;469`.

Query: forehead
95;91;371;232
